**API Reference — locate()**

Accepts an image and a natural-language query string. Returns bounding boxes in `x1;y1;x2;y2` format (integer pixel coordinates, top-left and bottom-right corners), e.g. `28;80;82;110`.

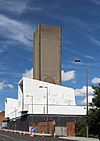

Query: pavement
1;129;100;141
59;136;99;141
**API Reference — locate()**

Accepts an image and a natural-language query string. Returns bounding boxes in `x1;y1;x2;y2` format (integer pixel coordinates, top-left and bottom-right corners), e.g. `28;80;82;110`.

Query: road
0;130;75;141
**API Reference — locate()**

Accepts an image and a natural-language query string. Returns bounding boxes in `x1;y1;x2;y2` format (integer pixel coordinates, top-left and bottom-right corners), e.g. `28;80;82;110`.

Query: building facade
5;77;86;119
4;77;86;135
33;24;62;85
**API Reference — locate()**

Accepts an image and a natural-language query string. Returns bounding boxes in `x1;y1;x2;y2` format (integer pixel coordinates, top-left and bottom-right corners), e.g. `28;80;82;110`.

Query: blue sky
0;0;100;110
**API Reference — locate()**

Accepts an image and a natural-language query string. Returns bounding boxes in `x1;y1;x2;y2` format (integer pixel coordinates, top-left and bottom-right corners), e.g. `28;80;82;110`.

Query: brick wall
6;114;85;136
67;120;76;136
0;111;5;129
34;120;55;134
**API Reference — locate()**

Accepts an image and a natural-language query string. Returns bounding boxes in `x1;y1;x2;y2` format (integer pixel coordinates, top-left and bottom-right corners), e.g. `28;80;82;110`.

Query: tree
88;83;100;139
76;83;100;138
76;118;86;137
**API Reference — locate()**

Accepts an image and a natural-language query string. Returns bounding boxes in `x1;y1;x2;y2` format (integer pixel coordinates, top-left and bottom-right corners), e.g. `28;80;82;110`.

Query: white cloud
91;0;100;5
6;84;14;89
0;82;4;90
92;77;100;84
27;7;43;12
87;35;100;46
23;68;33;78
0;81;14;90
0;14;35;47
0;0;28;16
0;0;43;16
75;86;94;96
0;46;7;53
61;70;76;81
79;95;94;105
85;55;95;60
22;69;76;82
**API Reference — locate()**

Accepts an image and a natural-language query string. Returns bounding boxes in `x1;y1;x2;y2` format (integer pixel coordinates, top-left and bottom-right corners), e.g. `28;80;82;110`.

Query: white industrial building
5;98;18;119
5;77;86;119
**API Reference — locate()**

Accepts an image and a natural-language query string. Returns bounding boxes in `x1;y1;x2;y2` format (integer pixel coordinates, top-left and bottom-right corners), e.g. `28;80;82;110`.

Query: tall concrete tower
33;24;62;85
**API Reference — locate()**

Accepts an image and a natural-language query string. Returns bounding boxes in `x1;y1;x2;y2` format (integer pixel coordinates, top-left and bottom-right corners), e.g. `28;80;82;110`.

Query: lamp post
39;86;48;133
75;59;88;138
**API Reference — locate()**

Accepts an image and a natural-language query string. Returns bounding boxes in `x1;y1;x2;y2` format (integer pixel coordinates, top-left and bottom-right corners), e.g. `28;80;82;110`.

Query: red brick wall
33;120;76;136
0;111;5;129
67;120;76;136
34;120;55;134
48;120;55;134
0;111;5;122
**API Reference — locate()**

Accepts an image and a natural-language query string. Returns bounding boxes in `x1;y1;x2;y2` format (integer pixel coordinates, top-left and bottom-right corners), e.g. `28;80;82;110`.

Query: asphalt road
0;130;75;141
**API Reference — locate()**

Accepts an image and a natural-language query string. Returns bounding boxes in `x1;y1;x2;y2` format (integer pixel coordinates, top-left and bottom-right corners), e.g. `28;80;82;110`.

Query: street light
75;59;89;138
39;86;49;133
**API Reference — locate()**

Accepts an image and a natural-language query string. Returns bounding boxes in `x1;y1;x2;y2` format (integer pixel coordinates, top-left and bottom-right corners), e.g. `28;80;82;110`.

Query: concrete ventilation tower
33;24;62;85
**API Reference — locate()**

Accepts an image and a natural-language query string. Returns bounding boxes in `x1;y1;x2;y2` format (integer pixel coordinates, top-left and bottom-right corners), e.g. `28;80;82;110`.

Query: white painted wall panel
20;77;85;115
5;77;86;119
5;98;19;119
